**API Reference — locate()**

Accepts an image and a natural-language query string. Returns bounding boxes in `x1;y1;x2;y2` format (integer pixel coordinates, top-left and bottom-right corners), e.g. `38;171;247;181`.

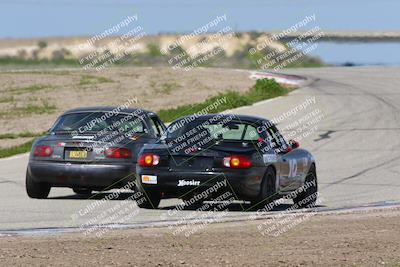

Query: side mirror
289;140;300;149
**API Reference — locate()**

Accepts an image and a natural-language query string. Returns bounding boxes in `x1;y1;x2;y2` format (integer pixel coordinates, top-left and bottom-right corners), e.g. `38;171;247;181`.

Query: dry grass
0;66;256;149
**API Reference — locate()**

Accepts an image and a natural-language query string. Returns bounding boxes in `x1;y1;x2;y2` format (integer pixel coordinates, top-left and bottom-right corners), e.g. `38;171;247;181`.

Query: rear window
165;117;261;142
203;123;260;141
50;112;147;134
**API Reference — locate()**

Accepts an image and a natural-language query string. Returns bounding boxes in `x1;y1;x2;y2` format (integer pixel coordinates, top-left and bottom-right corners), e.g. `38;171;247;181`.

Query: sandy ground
1;208;399;267
0;67;254;147
0;34;287;60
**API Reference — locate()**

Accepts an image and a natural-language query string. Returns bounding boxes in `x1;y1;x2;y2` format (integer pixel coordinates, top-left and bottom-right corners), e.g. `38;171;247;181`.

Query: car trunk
167;141;257;171
62;139;101;162
37;133;129;163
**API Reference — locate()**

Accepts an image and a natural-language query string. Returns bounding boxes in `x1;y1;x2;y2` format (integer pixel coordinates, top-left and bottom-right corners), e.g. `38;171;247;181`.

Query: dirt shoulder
0;67;253;134
1;208;399;266
0;66;254;148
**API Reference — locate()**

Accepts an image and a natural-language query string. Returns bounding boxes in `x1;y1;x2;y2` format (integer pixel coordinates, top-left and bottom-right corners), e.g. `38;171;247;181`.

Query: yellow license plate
69;150;88;158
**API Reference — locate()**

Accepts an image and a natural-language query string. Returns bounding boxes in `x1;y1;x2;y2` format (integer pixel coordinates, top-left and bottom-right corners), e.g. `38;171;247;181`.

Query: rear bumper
28;161;135;189
137;167;266;200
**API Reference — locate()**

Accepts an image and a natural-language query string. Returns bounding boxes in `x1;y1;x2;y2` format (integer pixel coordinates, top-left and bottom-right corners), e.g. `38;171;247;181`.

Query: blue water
1;0;400;65
310;42;400;66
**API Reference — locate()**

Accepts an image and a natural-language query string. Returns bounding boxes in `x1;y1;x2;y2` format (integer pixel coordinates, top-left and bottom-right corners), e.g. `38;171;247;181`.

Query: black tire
251;167;277;210
127;181;136;191
136;190;161;209
73;188;92;195
26;170;51;199
294;164;318;208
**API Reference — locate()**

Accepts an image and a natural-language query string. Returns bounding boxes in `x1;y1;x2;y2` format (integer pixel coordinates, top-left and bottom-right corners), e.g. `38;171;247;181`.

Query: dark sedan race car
26;107;165;199
136;114;317;209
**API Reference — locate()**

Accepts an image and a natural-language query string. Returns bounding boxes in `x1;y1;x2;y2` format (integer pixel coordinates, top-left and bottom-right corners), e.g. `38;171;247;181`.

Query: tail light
138;153;160;167
104;147;131;159
223;155;252;169
33;145;53;157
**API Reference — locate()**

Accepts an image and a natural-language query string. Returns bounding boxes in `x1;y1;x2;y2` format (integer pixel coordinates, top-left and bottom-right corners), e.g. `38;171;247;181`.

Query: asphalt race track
1;67;400;231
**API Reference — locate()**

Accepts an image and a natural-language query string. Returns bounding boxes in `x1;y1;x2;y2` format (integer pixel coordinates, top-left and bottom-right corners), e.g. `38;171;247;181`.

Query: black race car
136;114;317;209
26;107;165;199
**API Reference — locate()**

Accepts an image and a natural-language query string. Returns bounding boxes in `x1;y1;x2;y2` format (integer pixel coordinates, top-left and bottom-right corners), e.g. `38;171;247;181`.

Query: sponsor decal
177;180;201;186
263;154;277;163
288;159;298;178
141;175;157;184
302;157;309;168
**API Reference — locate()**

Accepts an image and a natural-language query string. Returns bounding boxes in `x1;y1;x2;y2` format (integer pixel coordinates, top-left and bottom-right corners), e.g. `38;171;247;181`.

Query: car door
279;151;302;191
264;125;301;191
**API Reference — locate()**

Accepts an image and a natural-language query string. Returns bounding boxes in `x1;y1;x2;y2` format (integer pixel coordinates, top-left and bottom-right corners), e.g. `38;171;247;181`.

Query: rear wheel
294;164;318;208
137;190;161;209
26;170;51;199
73;188;92;196
251;167;277;210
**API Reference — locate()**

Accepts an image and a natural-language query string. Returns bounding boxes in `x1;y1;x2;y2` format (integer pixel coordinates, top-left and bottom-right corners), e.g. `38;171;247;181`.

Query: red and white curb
249;71;308;87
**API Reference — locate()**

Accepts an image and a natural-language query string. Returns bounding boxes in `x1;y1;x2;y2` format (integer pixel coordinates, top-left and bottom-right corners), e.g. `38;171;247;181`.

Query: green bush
0;131;45;140
0;140;34;158
0;57;79;66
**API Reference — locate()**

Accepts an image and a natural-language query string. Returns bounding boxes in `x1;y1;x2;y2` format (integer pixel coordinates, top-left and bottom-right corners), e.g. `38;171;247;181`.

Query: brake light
104;147;131;159
223;155;252;169
33;145;53;157
138;153;160;167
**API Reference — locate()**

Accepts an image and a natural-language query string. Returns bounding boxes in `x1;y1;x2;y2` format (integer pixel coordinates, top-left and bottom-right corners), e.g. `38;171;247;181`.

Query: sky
0;0;399;38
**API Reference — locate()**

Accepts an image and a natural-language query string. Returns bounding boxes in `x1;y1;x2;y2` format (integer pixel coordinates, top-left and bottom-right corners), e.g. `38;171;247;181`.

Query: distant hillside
0;32;324;69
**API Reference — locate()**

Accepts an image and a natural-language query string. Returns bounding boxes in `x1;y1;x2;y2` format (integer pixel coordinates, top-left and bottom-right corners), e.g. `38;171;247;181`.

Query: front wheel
294;164;318;208
26;169;51;199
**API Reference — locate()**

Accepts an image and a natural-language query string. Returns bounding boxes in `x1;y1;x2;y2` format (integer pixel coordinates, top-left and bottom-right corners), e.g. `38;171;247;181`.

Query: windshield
50;112;147;134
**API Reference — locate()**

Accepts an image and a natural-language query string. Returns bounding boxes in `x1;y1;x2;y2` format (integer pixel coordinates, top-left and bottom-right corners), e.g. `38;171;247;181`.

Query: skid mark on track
314;130;336;141
0;177;23;187
321;155;400;189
